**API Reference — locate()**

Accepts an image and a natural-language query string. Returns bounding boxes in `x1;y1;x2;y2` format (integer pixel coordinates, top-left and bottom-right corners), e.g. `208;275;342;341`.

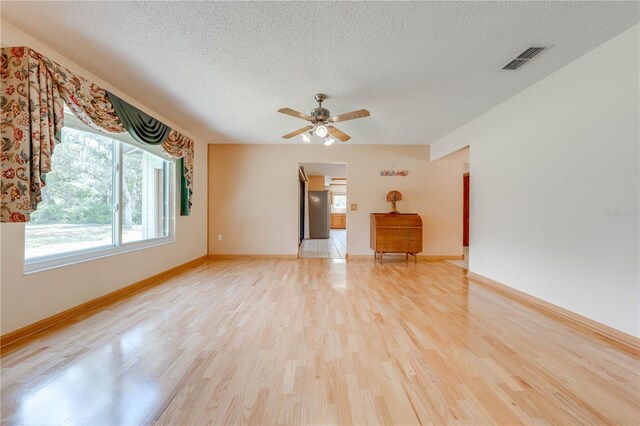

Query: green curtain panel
107;92;171;145
180;158;191;216
163;130;194;217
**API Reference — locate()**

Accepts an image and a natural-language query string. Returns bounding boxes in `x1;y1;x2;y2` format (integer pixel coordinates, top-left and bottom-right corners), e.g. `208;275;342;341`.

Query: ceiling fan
278;93;370;144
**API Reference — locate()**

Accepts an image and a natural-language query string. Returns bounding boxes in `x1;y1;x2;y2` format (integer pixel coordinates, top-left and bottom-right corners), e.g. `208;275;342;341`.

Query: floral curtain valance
0;47;194;222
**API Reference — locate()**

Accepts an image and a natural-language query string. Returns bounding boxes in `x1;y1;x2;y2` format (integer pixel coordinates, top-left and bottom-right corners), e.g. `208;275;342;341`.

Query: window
333;194;347;209
121;144;170;243
24;110;174;272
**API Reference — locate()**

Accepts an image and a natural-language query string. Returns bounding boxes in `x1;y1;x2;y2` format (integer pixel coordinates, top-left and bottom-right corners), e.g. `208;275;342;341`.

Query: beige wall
208;144;463;257
329;184;347;194
0;21;208;334
430;25;640;337
437;146;469;165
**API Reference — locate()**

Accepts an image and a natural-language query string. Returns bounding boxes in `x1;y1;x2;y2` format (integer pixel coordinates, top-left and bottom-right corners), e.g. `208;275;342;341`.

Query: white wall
209;144;463;257
430;25;640;337
0;21;208;334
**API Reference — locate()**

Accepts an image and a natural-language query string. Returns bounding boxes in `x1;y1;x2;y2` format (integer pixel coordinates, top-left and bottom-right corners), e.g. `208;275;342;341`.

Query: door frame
296;162;348;259
298;166;308;246
463;172;470;246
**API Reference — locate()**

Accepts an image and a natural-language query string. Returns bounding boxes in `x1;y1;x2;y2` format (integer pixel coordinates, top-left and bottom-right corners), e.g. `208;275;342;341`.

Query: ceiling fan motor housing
311;107;330;123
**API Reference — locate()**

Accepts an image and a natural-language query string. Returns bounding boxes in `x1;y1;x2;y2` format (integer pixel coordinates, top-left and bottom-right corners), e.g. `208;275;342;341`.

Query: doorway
463;173;469;246
298;168;307;247
297;162;347;259
441;148;469;270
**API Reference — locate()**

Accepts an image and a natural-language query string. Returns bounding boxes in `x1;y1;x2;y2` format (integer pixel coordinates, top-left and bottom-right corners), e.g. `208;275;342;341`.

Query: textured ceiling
2;1;638;144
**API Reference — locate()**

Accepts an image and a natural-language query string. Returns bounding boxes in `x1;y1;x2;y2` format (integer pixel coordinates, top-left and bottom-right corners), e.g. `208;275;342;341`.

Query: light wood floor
1;258;638;425
298;229;347;259
446;246;469;269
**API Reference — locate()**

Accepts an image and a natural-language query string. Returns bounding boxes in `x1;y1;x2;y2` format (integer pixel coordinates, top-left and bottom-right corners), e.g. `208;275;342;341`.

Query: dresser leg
405;253;408;262
414;253;417;264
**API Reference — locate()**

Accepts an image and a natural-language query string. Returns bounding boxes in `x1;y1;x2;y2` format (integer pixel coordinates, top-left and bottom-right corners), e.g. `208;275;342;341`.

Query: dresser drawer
376;229;421;252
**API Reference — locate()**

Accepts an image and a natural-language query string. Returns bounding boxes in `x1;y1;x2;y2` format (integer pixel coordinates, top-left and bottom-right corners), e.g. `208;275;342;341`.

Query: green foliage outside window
30;127;143;226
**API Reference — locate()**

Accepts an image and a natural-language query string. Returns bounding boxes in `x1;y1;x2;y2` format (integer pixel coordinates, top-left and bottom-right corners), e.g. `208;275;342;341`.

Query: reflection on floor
446;246;469;269
298;229;346;259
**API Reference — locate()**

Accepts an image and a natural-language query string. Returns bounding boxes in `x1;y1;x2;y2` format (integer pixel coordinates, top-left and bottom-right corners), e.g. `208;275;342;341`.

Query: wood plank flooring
1;258;638;425
298;229;347;259
446;246;469;270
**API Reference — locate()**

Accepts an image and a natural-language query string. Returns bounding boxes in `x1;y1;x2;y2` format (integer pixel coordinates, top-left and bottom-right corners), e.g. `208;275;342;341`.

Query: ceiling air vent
502;46;546;70
503;59;528;70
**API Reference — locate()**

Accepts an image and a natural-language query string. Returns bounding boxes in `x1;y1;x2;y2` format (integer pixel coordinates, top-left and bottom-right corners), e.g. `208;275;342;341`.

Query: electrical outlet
350;203;358;211
218;234;223;241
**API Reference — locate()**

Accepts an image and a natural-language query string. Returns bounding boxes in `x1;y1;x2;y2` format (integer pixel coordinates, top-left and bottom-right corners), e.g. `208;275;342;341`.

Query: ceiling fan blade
278;108;313;121
282;125;313;139
329;109;370;123
327;126;351;142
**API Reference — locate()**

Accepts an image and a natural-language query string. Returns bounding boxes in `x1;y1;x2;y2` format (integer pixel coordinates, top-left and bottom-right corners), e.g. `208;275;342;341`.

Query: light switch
350;203;358;211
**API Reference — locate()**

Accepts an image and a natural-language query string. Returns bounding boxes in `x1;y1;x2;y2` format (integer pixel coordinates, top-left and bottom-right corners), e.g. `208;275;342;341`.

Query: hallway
298;229;346;259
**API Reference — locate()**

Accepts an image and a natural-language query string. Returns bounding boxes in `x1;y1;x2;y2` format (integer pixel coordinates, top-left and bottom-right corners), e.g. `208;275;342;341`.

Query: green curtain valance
105;92;192;215
105;92;192;216
107;92;171;146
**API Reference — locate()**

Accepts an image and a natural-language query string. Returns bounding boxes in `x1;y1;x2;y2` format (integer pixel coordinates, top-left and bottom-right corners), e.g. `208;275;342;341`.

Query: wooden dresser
370;213;422;263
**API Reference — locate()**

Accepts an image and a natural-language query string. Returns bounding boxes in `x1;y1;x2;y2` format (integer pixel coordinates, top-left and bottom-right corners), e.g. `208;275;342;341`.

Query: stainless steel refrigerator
308;190;331;239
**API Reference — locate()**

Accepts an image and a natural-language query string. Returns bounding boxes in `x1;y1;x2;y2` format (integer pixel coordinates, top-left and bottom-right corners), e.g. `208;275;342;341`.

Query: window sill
23;237;175;275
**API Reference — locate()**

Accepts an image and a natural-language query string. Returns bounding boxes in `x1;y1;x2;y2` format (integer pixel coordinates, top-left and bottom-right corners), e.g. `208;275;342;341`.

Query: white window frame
24;126;176;275
333;194;347;209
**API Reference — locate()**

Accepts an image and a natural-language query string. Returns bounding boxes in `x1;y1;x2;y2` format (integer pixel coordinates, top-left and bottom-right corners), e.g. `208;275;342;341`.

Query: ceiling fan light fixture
302;133;310;143
279;94;369;143
324;138;335;146
315;125;328;138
